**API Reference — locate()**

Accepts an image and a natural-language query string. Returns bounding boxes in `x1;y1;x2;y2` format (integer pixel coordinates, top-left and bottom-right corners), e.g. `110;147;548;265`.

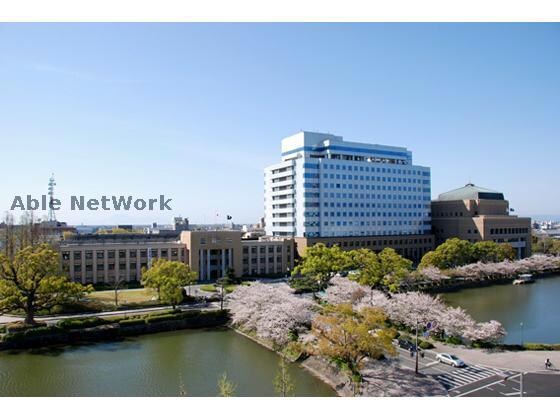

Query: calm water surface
0;329;335;397
441;274;560;344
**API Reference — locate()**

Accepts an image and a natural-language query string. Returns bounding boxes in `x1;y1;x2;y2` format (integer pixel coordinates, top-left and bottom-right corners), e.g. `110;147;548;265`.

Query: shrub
445;336;463;345
472;341;496;349
22;325;62;337
145;313;183;324
57;317;109;330
419;340;435;350
0;325;6;334
523;343;560;351
6;321;47;333
119;318;146;327
3;325;62;343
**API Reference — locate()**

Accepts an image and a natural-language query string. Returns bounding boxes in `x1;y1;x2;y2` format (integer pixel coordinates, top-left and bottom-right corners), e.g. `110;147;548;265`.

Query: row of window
243;256;284;264
62;248;184;260
317;237;433;247
490;227;530;235
242;266;287;276
319;211;428;218
304;162;428;176
305;229;431;237
433;211;466;217
320;183;426;192
70;261;149;273
242;245;291;254
313;174;429;185
306;154;409;166
321;219;428;227
319;201;430;209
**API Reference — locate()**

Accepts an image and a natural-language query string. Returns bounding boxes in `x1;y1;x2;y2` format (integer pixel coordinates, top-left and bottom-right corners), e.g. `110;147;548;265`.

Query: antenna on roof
48;173;57;222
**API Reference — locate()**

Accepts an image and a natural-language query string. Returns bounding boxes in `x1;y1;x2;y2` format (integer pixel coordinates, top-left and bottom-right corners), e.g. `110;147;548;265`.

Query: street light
520;322;524;347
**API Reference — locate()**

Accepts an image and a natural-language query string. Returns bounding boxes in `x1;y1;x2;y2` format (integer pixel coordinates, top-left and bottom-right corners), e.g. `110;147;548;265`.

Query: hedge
522;343;560;351
145;309;228;325
145;313;183;324
57;317;109;330
3;325;63;343
118;318;146;327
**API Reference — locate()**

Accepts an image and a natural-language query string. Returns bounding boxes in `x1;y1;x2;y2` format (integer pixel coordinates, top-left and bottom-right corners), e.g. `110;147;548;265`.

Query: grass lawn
89;288;158;305
199;284;237;293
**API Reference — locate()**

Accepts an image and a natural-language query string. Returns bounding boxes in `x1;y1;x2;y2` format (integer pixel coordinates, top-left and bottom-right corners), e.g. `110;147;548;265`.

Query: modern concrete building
264;131;434;261
60;231;294;284
431;183;532;258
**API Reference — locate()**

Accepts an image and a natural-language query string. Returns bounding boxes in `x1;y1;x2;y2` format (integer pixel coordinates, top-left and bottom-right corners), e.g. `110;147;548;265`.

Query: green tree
533;237;560;256
273;357;295;397
142;259;197;307
549;240;560;256
0;243;93;325
472;241;515;263
311;303;396;378
217;372;236;397
349;248;411;295
376;248;412;292
292;244;350;291
419;238;473;269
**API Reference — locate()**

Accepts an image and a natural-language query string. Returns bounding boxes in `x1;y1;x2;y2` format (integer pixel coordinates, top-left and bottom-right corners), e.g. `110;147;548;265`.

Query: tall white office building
264;131;432;244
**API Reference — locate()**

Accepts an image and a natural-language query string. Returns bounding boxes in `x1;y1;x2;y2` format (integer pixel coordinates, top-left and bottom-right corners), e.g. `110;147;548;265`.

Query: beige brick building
431;183;531;258
60;233;188;284
60;231;294;284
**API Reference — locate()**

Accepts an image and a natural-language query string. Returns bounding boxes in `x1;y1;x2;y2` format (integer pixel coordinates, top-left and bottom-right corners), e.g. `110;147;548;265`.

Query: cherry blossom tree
227;283;316;347
323;276;369;305
464;320;507;344
415;266;450;283
438;306;476;338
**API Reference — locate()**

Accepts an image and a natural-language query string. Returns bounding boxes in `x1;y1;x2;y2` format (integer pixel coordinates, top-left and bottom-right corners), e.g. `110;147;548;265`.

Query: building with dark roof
431;183;531;258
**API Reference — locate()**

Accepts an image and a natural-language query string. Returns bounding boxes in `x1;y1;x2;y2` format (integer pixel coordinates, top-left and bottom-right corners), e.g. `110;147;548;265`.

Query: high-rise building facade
264;131;434;261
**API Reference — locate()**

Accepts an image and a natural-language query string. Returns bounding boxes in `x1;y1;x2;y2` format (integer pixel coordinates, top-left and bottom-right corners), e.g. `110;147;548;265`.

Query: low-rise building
431;183;532;258
60;230;294;284
60;233;188;284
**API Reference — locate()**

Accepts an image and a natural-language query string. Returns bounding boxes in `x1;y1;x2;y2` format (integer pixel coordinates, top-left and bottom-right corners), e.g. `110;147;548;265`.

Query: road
397;346;560;397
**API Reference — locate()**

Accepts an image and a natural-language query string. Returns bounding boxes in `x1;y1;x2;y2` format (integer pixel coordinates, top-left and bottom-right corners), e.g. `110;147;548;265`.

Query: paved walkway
0;301;220;325
431;342;560;374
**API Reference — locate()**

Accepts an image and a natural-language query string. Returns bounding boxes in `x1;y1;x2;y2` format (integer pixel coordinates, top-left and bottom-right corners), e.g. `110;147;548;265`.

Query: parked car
398;339;416;351
436;353;466;367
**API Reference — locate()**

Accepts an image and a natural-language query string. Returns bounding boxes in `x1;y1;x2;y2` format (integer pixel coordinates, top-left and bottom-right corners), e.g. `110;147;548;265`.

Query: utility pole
415;318;419;374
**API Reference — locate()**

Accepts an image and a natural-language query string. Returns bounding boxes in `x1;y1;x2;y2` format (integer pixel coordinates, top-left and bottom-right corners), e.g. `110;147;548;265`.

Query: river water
0;329;335;397
440;275;560;345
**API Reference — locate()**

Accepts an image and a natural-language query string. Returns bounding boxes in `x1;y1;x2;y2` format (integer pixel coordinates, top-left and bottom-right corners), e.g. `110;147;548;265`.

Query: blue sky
0;23;558;225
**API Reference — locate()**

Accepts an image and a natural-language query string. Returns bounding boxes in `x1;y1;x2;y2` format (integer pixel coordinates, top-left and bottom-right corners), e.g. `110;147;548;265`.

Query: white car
436;353;466;367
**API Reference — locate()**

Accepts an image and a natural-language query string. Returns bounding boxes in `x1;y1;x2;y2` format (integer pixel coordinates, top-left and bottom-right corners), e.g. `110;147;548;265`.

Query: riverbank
0;309;229;350
404;255;560;293
231;327;447;397
409;270;560;294
231;327;350;396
